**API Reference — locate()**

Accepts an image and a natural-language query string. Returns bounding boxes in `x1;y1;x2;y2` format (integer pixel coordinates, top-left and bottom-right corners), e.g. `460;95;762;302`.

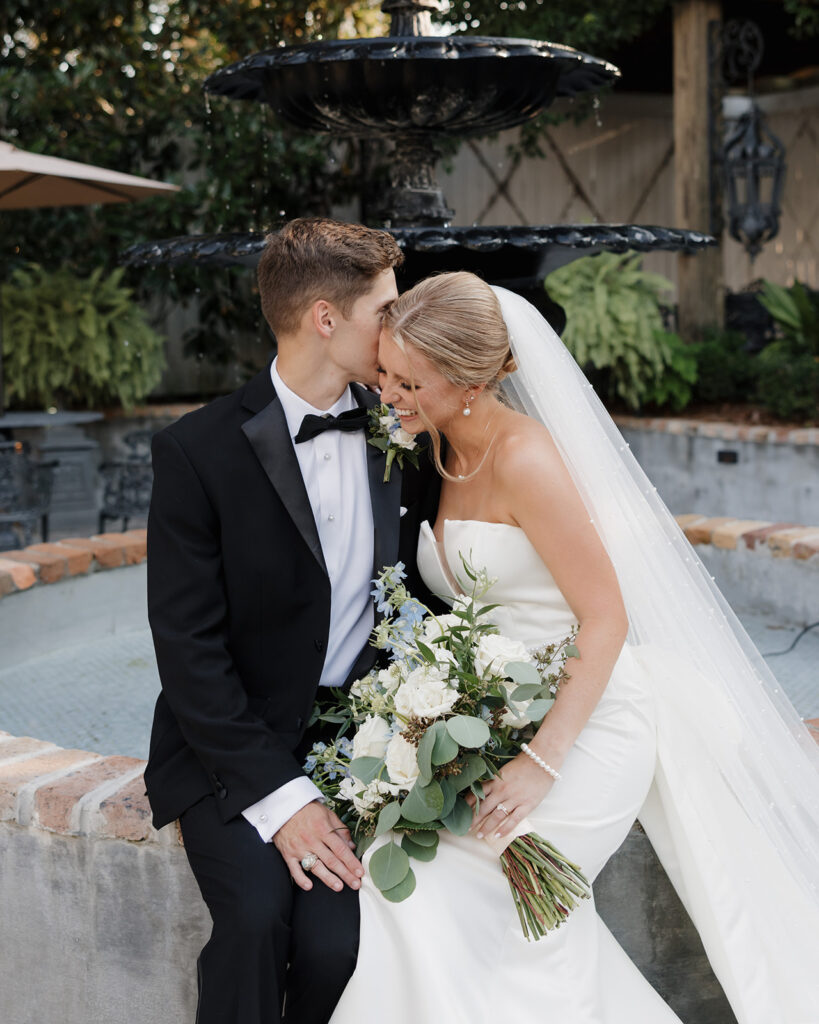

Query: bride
329;272;819;1024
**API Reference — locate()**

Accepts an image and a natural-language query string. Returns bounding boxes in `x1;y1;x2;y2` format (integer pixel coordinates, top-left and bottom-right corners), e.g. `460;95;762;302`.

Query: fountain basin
204;36;620;137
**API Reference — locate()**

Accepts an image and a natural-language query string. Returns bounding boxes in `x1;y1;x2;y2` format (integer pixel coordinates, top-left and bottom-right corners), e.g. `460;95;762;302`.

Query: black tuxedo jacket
144;366;441;829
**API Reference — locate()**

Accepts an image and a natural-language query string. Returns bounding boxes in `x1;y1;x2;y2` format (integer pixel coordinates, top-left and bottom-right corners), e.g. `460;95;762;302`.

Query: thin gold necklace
453;404;503;480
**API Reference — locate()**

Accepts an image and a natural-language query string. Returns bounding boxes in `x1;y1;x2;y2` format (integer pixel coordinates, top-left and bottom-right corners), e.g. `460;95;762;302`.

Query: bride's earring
463;394;474;417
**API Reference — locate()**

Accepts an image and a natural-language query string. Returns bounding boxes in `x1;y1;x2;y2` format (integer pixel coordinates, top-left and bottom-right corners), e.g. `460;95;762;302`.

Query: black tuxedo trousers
145;366;441;1024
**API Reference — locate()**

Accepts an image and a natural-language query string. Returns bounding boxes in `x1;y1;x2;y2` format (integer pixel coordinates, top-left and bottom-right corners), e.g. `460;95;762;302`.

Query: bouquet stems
500;834;591;941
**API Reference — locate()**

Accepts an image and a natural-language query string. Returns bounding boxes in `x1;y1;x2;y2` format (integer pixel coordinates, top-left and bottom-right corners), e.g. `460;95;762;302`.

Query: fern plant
544;251;693;410
1;263;166;410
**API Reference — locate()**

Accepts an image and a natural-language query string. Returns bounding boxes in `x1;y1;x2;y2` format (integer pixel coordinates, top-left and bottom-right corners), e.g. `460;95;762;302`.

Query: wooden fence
438;86;819;297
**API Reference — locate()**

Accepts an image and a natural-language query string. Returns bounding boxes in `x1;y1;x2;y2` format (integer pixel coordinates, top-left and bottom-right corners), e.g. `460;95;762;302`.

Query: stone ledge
614;415;819;446
676;513;819;559
0;529;147;601
0;722;816;846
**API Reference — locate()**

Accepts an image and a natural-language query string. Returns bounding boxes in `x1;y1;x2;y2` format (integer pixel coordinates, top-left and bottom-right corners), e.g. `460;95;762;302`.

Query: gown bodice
417;519;578;648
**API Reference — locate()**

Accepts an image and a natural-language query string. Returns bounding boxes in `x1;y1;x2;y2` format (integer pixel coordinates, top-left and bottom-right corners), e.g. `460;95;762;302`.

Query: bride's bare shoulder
494;409;563;480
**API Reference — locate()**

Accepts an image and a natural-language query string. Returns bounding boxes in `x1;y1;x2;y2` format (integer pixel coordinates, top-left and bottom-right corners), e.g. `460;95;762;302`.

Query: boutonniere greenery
368;403;424;483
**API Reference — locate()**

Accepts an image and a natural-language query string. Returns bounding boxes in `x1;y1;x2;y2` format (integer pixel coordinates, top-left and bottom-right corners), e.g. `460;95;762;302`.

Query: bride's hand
466;755;554;840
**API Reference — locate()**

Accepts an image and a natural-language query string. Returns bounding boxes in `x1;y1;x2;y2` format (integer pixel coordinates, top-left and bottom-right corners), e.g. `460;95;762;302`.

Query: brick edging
0;730;161;843
674;514;819;559
614;415;819;447
1;716;817;844
0;529;147;601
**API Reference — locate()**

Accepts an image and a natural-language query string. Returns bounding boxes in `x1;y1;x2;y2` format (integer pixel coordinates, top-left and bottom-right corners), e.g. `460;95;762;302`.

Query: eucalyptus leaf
438;775;458;818
442;797;474;836
356;835;376;858
380;867;417;903
445;715;490;748
368;841;410;891
402;829;439;849
349;756;384;785
509;683;543;701
452;753;487;793
504;662;541;687
525;698;555;722
375;800;402;837
415;723;440;785
401;779;444;823
566;644;581;659
401;835;438;862
431;725;459;766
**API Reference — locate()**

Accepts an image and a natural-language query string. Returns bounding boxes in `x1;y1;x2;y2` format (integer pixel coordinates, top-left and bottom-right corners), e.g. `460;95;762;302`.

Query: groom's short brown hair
257;217;404;337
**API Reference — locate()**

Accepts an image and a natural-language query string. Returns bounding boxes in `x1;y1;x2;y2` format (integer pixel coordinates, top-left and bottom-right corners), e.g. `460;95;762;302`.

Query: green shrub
754;280;819;421
689;328;756;404
753;343;819;421
1;263;166;410
544;251;688;410
642;331;698;411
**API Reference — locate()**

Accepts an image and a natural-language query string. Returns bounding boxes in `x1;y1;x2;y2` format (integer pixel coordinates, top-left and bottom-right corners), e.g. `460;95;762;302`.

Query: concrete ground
0;608;816;761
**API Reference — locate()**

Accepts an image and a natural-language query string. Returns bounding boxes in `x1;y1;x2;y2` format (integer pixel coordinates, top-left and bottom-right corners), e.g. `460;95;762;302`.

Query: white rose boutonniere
368;403;425;482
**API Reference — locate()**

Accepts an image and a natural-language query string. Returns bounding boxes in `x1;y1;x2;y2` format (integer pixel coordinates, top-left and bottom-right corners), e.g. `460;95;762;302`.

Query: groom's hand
273;800;364;893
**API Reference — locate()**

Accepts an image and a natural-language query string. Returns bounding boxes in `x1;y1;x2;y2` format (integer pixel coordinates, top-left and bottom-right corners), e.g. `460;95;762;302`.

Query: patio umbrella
0;140;180;414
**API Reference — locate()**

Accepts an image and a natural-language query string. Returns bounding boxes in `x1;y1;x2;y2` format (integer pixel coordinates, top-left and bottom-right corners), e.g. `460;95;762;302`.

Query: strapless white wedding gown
330;519;683;1024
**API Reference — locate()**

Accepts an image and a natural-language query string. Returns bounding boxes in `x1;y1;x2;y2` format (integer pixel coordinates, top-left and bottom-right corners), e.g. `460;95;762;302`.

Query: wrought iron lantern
709;20;787;261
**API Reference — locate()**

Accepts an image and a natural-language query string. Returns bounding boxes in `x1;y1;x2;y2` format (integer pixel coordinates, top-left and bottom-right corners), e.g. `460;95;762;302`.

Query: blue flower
398;599;425;628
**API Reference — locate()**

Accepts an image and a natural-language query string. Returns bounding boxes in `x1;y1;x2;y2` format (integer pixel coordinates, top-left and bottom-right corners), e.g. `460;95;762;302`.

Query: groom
144;218;440;1024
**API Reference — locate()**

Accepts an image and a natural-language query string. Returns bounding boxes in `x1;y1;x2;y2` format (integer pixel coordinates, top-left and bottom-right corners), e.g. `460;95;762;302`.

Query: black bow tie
293;407;370;445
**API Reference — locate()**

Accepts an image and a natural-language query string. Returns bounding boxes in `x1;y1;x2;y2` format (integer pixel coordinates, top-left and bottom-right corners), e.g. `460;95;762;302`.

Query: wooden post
673;0;724;339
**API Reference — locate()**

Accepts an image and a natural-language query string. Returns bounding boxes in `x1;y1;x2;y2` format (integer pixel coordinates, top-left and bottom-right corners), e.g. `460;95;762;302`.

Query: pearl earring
463;394;474;416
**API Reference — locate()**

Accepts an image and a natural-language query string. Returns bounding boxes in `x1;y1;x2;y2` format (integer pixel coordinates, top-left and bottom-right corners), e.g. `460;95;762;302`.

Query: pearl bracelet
520;742;562;781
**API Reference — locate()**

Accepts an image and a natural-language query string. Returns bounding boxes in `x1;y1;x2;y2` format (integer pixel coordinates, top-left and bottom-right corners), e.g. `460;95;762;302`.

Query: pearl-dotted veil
494;284;819;1020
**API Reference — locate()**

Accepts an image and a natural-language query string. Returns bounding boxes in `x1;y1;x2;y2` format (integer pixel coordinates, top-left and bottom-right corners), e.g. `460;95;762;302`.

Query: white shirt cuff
241;777;323;843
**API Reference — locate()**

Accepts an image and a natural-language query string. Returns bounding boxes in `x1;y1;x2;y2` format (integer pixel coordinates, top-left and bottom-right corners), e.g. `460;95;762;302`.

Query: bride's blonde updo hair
381;271;516;479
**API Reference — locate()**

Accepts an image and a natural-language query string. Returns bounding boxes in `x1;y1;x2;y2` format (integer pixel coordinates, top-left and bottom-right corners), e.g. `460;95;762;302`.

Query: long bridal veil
492;285;819;1024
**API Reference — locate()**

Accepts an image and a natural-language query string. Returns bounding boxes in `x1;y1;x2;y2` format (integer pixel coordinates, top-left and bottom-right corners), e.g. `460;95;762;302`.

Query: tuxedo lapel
241;371;327;577
351;383;403;577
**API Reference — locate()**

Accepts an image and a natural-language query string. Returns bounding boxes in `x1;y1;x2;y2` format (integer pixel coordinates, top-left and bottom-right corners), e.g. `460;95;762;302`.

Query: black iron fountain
125;0;714;327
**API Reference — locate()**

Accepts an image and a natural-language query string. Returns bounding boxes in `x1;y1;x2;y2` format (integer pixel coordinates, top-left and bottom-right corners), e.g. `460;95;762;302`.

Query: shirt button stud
324;452;331;460
328;513;335;521
259;814;268;823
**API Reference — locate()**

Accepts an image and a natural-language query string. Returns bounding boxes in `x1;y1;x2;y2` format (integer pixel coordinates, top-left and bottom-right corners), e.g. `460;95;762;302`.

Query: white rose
384;733;420;788
474;634;532;678
352;714;392;761
377;664;403;694
421;614;462;644
392;427;417;450
394;664;460;720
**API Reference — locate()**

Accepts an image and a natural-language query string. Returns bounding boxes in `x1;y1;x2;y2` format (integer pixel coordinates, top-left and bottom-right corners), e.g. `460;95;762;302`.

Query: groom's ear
312;299;335;339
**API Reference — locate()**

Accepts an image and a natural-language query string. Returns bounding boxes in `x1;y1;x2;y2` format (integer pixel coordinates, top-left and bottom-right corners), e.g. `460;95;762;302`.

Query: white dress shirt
242;359;375;842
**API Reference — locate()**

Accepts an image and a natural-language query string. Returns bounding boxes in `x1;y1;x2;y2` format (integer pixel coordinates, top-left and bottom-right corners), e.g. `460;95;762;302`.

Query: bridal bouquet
305;561;591;940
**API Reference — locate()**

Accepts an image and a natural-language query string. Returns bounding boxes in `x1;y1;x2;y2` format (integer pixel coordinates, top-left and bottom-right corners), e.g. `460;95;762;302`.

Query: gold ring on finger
497;803;511;816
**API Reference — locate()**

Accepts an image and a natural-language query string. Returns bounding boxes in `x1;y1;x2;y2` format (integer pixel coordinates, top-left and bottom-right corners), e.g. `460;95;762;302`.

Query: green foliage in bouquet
754;281;819;421
306;561;590;940
0;263;165;410
544;252;689;410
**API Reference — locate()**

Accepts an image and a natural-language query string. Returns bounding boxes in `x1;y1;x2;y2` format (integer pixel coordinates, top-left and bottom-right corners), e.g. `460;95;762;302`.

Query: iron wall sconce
708;19;787;261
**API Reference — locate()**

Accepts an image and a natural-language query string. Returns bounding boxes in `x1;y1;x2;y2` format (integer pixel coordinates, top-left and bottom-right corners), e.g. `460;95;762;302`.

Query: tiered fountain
125;0;713;326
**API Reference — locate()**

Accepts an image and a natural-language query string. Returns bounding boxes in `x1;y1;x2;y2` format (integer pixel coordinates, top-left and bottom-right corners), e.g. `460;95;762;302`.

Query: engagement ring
300;853;318;871
497;804;511;816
